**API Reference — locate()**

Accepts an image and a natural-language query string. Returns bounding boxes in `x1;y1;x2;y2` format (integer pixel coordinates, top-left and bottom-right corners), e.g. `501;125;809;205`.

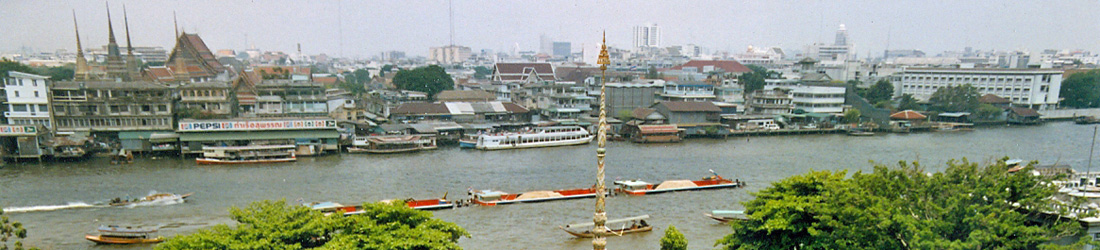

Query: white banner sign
178;120;336;132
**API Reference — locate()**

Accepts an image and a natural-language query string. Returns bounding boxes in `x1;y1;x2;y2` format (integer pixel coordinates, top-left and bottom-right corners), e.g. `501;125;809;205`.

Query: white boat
196;145;296;164
475;126;594;150
347;135;437;154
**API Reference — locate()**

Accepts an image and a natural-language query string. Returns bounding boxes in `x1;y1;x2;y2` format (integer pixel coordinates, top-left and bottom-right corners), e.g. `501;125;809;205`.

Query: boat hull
704;213;747;223
85;235;163;244
347;146;435;154
196;157;296;164
560;226;653;238
476;136;593;150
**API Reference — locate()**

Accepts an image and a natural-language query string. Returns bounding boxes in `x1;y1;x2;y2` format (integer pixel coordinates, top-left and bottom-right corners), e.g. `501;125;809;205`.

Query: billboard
178;120;336;132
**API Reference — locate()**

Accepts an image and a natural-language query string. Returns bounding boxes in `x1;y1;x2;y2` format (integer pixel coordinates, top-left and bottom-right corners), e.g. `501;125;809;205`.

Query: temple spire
592;30;611;250
106;3;117;45
173;11;179;39
124;4;133;55
72;10;90;80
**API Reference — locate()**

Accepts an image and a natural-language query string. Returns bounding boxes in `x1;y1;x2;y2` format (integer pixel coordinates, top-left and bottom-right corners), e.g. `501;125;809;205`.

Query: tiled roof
978;94;1011;104
391;103;450;115
659;101;721;112
502;102;529;113
167;33;226;77
436;90;496;102
890;110;927;120
670;60;752;73
1009;107;1040;117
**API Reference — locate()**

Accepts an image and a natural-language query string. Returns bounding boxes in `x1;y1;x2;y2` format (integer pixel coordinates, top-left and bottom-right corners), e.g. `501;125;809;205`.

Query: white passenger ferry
475;126;594;150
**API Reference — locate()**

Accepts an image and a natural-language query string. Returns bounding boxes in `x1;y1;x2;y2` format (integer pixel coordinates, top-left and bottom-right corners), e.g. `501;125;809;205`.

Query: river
1;121;1095;249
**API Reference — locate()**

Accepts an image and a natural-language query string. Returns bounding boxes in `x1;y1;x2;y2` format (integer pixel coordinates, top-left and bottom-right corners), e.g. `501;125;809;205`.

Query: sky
2;0;1099;59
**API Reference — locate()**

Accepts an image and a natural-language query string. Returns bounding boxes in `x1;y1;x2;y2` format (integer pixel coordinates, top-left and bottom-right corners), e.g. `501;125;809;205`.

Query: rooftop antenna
449;0;454;47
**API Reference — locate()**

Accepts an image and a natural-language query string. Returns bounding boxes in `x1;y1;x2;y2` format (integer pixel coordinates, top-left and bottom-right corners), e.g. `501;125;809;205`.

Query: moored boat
470;187;599;206
109;192;193;206
614;171;743;196
84;225;164;244
475;126;594;150
347;135;437;154
195;144;296;164
704;210;747;223
559;214;653;238
1077;116;1100;125
847;128;874;136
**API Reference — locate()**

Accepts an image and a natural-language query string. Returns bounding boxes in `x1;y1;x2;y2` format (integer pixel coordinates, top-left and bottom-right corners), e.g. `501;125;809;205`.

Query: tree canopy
155;200;468;250
472;66;492;80
717;159;1090;250
339;69;371;95
739;64;782;97
864;79;894;104
393;65;454;99
897;94;921;111
660;225;688;250
1;208;39;250
0;58;33;78
1059;69;1100;108
929;84;980;112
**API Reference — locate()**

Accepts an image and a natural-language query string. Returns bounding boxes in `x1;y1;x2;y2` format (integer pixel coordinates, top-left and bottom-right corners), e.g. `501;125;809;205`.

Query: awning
178;129;340;142
119;131;175;140
149;132;180;143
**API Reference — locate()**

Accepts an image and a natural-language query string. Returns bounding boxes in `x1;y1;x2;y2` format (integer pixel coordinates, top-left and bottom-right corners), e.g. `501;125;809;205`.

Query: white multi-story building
429;45;471;64
3;72;53;129
765;79;847;113
633;23;661;49
897;68;1063;110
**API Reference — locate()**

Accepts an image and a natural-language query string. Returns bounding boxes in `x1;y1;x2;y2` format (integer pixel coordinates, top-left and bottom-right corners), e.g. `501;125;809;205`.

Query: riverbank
2;121;1096;249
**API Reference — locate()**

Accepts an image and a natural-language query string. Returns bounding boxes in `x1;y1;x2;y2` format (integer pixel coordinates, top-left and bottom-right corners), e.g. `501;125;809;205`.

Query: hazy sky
2;1;1098;59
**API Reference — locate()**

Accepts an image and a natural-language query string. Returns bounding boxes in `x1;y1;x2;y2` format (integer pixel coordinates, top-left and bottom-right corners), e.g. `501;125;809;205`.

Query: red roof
670;60;752;74
1009;107;1040;117
978;94;1011;104
890;110;927;120
314;76;338;84
166;33;226;77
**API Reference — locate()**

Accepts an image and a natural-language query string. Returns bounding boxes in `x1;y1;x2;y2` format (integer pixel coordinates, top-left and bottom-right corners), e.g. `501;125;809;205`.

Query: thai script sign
0;125;38;135
178;120;336;132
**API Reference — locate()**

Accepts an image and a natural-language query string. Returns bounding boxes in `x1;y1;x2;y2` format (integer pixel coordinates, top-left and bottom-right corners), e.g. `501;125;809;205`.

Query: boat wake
2;202;101;213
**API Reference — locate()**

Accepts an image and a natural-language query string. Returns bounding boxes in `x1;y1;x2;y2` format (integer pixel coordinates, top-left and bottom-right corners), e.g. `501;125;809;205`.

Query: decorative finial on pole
593;30;611;250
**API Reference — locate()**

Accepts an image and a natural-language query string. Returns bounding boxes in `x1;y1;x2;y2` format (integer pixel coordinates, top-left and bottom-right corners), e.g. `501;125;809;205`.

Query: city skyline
2;0;1099;59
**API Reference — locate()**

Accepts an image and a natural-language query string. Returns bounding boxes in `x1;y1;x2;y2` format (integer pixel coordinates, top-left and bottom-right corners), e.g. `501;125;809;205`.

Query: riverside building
897;68;1063;110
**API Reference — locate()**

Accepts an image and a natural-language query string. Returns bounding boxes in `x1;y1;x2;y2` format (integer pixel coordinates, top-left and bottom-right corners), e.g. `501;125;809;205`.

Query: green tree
617;110;634;122
34;66;74;81
897;94;921;111
156;200;468;250
660;225;688;250
339;69;371;95
0;58;33;78
864;79;894;104
843;108;861;123
1;208;40;250
738;72;765;97
646;66;659;79
473;66;492;80
975;103;1004;121
929;84;980;112
393;65;454;99
380;64;395;77
716;159;1089;250
1059;69;1100;108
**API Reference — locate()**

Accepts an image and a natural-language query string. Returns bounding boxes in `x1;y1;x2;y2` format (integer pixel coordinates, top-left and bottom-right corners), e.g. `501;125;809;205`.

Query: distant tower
123;5;140;80
104;3;128;80
172;13;190;82
633;23;661;49
72;10;90;81
835;24;848;46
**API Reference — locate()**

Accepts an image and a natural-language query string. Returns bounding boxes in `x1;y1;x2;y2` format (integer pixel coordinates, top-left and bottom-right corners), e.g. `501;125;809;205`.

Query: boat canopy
613;180;651;188
711;210;745;216
98;225;157;234
306;202;344;210
563;214;650;229
476;190;508;199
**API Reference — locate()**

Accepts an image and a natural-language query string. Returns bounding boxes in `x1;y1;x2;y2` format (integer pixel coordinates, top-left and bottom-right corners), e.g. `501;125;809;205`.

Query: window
55;106;65;113
13;91;18;97
142;105;151;112
34;91;39;97
158;105;168;112
32;80;37;87
12;104;27;112
38;104;47;112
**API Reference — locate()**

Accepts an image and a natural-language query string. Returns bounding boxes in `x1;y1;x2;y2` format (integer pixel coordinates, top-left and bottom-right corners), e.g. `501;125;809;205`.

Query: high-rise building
539;34;553;54
430;45;471;64
552;42;571;59
835;24;848;46
633;23;661;49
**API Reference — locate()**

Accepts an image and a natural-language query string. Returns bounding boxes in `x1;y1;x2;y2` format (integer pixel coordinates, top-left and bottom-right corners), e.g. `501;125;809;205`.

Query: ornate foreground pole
593;31;611;250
